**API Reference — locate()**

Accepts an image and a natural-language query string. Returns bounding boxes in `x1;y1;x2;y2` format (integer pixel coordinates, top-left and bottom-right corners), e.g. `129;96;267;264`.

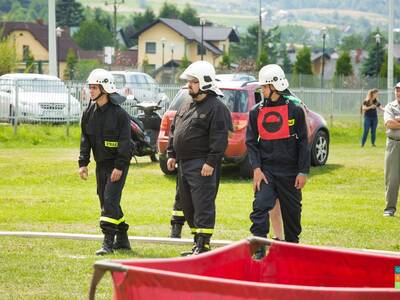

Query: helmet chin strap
90;92;104;102
262;88;276;106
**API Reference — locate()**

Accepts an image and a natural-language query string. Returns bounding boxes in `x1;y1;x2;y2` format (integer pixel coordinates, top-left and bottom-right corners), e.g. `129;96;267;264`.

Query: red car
157;81;329;177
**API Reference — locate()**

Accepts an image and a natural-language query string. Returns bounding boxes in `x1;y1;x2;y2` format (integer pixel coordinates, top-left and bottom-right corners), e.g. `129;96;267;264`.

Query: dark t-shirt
363;99;381;118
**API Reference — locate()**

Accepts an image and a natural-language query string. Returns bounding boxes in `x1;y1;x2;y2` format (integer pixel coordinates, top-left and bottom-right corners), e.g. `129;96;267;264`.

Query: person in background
78;69;132;255
361;88;384;147
383;82;400;217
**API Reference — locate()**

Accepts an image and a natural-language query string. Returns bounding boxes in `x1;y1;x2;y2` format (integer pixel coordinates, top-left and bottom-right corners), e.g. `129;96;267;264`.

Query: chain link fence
0;78;392;135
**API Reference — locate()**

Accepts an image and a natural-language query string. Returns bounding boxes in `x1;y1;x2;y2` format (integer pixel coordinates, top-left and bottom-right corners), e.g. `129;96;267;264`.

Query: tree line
0;0;398;81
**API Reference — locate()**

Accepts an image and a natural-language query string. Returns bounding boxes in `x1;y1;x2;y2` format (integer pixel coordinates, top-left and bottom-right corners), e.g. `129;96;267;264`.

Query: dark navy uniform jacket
79;100;131;170
167;93;231;168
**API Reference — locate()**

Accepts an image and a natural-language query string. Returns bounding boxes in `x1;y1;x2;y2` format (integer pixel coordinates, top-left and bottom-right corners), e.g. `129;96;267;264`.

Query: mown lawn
0;121;399;299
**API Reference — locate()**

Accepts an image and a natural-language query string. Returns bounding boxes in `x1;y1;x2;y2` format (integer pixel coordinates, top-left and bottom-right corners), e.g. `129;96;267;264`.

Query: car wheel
159;155;176;175
311;130;329;166
239;155;253;179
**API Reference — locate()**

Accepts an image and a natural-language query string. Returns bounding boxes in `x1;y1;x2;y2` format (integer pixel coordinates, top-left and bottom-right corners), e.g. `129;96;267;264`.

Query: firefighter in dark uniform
246;64;310;259
78;68;132;256
166;61;231;254
169;99;233;239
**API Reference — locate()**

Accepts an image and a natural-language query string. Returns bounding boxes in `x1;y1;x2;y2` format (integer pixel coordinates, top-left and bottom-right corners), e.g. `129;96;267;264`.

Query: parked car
110;71;169;115
0;73;81;123
157;81;330;177
215;73;256;82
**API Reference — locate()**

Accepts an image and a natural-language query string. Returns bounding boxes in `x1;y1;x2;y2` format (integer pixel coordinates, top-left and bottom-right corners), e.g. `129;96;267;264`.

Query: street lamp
320;27;326;89
171;43;175;83
55;26;64;78
375;33;381;45
170;43;175;61
375;33;382;86
200;17;206;60
161;37;166;66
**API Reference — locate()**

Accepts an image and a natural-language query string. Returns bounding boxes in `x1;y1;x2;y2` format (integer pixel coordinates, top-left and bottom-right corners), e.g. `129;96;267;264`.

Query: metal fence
0;78;392;135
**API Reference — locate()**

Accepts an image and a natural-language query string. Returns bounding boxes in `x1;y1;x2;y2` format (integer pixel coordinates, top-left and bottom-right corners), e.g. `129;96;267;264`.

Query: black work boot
96;233;115;256
113;230;131;251
181;234;197;256
192;234;211;255
253;245;266;260
170;223;183;238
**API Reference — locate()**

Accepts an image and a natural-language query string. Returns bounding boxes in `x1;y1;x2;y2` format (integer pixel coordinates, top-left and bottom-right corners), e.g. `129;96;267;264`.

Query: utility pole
387;0;394;104
257;0;262;62
48;0;57;76
321;28;326;89
105;0;124;50
200;17;206;60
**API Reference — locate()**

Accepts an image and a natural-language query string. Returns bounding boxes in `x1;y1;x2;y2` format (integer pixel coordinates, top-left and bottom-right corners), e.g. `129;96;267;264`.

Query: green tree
180;4;199;25
23;49;36;73
73;20;113;50
293;46;313;75
380;52;400;79
93;7;112;32
1;0;47;22
56;0;85;27
64;48;77;80
127;8;156;33
335;51;353;76
362;30;385;77
256;51;269;71
74;59;102;81
230;24;280;63
3;2;26;21
180;55;190;71
159;2;180;19
0;34;17;75
219;52;231;70
125;8;156;46
280;45;292;74
339;33;363;51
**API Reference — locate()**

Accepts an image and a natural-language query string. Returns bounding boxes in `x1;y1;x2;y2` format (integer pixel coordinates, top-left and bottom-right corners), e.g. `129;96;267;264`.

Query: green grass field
0;121;399;299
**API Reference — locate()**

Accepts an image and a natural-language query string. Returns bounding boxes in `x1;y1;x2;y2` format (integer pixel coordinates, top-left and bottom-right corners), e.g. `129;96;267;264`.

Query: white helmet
86;68;116;94
180;61;223;97
258;64;289;92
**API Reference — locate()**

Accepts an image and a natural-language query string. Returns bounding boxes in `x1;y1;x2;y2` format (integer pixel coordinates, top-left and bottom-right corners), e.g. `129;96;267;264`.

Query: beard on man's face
189;88;201;98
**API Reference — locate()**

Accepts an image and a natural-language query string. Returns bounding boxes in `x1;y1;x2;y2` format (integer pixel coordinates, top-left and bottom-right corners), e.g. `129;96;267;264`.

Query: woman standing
361;89;384;147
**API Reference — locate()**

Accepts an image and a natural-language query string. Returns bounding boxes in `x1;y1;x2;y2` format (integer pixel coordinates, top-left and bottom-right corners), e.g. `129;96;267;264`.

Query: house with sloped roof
129;18;239;72
1;21;81;77
1;21;138;79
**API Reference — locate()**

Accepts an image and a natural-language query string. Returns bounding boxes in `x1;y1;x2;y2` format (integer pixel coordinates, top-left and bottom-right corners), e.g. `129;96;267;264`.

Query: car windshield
169;88;248;113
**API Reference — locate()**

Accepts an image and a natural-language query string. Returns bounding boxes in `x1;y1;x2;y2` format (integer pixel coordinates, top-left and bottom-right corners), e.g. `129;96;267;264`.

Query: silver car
110;71;169;115
0;73;81;123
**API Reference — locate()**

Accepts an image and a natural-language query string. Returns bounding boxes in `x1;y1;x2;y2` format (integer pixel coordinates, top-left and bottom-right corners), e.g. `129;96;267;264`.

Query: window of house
23;45;30;61
197;44;206;56
145;42;156;54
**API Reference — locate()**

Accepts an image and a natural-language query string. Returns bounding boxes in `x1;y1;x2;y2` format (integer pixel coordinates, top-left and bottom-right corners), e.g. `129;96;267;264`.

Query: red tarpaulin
90;237;400;300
